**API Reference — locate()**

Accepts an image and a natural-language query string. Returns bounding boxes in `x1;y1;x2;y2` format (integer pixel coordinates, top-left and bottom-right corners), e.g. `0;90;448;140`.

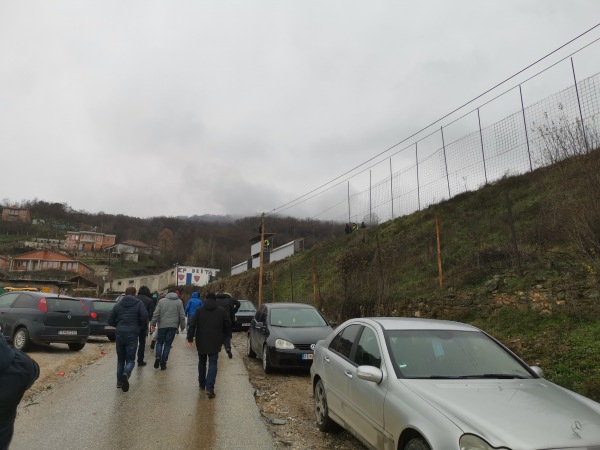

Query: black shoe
121;374;129;392
206;390;215;398
138;361;147;367
154;358;160;369
226;349;233;359
160;363;167;370
150;340;156;349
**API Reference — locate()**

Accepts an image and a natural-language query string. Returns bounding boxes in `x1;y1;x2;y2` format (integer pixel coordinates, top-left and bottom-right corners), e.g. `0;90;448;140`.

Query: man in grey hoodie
150;288;185;370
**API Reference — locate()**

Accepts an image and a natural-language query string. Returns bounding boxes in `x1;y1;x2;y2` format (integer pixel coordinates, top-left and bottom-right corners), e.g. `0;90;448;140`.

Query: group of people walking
108;287;239;398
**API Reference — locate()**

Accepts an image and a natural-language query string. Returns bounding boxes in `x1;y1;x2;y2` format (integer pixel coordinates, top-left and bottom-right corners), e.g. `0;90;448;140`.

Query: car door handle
345;370;353;379
323;356;330;363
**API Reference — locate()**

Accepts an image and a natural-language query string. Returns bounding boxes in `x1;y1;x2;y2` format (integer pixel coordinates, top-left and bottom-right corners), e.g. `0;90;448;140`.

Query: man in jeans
187;292;232;398
108;286;148;392
150;288;185;370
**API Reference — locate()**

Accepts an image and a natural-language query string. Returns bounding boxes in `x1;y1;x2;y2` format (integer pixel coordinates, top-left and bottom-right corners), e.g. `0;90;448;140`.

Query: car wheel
13;328;31;351
404;437;431;450
108;335;116;342
68;343;85;351
247;334;256;358
314;379;339;432
262;344;273;374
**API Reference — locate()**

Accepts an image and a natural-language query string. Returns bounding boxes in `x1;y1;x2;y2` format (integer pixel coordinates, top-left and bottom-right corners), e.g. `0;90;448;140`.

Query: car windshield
91;301;117;312
385;329;533;380
238;300;257;312
270;308;328;328
46;298;86;314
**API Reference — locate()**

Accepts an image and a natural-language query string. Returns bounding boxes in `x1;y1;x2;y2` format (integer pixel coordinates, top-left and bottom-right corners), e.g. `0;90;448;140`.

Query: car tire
13;328;31;352
68;343;86;351
247;334;256;358
262;344;273;374
404;437;431;450
314;379;339;432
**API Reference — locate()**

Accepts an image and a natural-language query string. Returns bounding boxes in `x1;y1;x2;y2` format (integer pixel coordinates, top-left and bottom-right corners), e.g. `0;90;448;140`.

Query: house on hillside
1;206;31;223
65;231;116;252
0;255;10;272
114;240;157;256
230;231;305;275
11;249;94;277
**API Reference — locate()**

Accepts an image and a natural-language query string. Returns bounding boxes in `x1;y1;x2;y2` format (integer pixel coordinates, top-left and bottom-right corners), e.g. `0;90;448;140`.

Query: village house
11;249;95;277
1;205;31;223
65;231;116;252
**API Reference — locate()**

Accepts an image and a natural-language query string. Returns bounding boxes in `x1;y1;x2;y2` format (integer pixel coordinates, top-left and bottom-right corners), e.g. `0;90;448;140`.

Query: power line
267;22;600;217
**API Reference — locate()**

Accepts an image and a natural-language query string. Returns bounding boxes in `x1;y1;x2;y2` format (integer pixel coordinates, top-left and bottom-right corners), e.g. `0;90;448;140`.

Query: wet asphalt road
12;333;274;450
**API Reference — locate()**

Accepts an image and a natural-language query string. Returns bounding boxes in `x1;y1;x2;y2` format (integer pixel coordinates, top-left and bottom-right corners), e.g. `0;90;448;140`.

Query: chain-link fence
273;43;600;227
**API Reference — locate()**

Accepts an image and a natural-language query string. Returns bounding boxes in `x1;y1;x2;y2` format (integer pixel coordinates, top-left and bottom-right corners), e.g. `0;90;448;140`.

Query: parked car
247;302;334;373
0;291;89;351
77;297;118;341
233;299;257;331
310;317;600;450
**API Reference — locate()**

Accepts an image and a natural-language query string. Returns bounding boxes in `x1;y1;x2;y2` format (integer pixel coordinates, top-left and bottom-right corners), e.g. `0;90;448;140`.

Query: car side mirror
356;365;383;384
530;365;544;378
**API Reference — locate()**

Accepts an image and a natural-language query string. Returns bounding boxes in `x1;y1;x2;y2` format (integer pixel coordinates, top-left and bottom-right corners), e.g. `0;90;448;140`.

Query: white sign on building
177;266;219;287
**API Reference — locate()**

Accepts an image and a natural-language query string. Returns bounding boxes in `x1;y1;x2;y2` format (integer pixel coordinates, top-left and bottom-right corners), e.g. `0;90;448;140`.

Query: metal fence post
416;142;421;211
519;85;533;172
571;57;590;152
477;108;489;185
389;158;394;219
441;127;451;198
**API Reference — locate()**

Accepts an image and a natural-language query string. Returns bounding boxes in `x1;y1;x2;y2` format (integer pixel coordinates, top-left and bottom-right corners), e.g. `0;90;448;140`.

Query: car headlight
275;339;295;350
460;434;509;450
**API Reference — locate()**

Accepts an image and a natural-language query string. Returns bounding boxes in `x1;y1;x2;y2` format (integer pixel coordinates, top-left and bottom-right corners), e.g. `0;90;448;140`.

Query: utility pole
258;213;265;306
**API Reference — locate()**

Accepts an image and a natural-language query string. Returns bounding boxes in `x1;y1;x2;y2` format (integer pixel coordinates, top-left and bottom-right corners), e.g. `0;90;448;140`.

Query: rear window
91;301;117;312
46;298;87;314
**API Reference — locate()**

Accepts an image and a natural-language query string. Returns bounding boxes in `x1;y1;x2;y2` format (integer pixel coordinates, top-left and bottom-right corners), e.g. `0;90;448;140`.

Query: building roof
13;249;75;261
121;240;149;248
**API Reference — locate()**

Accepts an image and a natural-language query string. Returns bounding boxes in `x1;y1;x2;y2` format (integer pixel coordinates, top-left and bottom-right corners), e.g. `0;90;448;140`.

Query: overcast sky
1;1;599;219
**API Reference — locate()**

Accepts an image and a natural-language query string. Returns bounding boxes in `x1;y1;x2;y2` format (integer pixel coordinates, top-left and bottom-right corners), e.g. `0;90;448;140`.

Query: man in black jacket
135;286;154;366
108;286;148;392
0;329;39;449
215;292;240;359
187;292;232;398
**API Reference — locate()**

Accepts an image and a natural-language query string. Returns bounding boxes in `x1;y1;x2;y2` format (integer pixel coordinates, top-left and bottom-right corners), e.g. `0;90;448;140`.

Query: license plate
301;354;314;360
58;330;77;335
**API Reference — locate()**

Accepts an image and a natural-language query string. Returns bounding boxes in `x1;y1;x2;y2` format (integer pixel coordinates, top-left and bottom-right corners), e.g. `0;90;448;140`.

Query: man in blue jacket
108;286;148;392
0;328;39;449
184;291;203;332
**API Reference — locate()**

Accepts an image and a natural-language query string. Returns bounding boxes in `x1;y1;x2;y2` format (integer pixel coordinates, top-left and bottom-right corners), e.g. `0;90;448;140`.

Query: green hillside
208;147;600;401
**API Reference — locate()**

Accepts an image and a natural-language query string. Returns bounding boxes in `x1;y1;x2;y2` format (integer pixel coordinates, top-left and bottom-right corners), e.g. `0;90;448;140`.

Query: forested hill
0;202;345;275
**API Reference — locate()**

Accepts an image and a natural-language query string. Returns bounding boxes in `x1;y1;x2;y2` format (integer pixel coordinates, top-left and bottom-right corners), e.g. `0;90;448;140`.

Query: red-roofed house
65;231;116;251
11;249;94;277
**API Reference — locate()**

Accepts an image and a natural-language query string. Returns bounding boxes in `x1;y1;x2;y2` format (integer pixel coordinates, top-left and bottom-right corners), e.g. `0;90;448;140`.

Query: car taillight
90;312;98;319
38;297;48;313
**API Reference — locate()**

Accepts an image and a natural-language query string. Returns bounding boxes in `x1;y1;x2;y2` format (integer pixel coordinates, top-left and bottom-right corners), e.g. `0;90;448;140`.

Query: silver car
310;317;600;450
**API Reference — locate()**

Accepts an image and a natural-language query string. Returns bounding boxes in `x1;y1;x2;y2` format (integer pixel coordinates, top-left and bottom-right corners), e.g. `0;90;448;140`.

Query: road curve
12;333;274;450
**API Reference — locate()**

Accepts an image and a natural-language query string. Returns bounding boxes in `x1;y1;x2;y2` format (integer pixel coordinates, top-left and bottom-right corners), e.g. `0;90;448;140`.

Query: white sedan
310;317;600;450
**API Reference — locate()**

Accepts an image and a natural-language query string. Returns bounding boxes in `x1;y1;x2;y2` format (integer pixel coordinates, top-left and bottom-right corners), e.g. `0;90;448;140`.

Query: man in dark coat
108;286;148;392
0;329;39;449
135;285;154;366
187;292;232;398
215;292;240;359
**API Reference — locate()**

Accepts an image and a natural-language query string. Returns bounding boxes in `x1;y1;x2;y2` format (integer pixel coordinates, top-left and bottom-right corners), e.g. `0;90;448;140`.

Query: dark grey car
78;297;117;341
0;291;89;351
